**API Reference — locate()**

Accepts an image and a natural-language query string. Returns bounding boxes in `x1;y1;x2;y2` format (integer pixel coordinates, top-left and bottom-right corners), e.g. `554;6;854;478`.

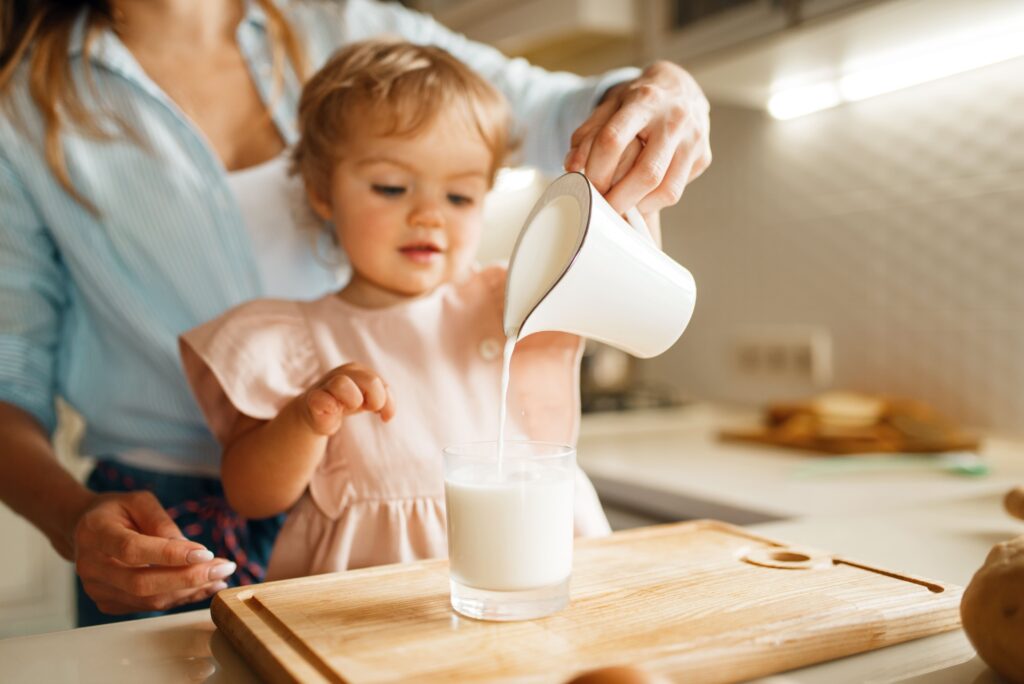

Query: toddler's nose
408;203;444;229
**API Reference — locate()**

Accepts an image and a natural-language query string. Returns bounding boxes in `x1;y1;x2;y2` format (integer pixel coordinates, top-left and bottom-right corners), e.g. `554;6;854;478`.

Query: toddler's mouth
398;242;443;264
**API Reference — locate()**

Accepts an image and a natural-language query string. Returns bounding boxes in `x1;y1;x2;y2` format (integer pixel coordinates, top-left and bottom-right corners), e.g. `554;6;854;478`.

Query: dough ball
961;535;1024;684
1004;486;1024;521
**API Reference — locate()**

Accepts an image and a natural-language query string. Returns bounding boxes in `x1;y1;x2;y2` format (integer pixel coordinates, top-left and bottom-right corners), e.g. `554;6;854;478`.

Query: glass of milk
443;441;575;621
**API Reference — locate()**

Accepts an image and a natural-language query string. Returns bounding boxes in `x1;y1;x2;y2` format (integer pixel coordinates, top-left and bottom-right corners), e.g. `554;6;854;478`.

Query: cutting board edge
212;589;337;684
642;600;965;684
717;429;980;454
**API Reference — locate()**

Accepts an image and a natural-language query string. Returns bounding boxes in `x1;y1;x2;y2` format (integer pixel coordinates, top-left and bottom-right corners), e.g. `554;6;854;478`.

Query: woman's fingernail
186;549;214;564
210;582;229;592
208;562;237;581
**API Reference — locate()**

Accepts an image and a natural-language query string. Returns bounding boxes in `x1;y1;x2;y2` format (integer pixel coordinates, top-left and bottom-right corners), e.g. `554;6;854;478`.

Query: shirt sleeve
179;300;321;446
334;0;641;174
0;152;65;434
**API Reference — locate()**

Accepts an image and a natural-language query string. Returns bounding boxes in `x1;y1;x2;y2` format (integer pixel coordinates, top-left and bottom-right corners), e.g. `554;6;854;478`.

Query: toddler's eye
372;184;406;197
447;193;473;207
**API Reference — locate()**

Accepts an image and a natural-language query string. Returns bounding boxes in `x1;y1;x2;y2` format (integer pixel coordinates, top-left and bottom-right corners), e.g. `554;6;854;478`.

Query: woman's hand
301;363;396;436
565;61;712;215
73;491;236;614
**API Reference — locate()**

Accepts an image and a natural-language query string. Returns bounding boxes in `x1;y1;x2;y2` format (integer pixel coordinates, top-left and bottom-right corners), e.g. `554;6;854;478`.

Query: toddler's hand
302;363;396;435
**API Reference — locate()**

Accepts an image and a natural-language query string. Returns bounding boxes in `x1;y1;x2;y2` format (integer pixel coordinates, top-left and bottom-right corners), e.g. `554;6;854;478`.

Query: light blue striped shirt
0;0;638;473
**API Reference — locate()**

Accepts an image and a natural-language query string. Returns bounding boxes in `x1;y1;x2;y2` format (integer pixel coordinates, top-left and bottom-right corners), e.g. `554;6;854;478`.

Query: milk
445;462;574;592
495;337;516;468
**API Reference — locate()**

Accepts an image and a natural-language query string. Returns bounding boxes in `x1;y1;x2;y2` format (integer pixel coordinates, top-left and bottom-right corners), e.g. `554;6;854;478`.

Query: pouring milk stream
497;171;698;465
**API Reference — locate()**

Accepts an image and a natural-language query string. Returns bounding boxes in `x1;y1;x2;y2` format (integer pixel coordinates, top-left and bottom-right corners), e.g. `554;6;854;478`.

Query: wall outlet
732;326;833;388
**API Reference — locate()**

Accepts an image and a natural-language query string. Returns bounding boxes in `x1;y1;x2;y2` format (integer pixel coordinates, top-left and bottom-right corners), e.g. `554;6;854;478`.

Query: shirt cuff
0;335;57;435
590;66;642;107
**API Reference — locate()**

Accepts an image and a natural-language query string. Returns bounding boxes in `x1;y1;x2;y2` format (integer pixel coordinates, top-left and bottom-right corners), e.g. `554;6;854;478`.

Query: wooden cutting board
212;520;961;683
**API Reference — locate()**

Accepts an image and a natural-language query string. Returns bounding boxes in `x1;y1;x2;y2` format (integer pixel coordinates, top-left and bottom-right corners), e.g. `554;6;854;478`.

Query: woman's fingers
81;556;235;598
86;573;228;614
635;138;698;214
604;125;677;214
643;111;711;214
583;101;655;194
123;490;190;543
79;494;211;567
565;94;619;172
89;522;208;567
609;138;644;188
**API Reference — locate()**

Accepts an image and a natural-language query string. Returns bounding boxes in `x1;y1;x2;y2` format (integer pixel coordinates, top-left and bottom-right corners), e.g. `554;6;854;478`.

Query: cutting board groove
212;520;961;683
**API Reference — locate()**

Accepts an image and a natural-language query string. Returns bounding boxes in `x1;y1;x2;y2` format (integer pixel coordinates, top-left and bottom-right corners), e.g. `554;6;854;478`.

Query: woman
0;0;711;626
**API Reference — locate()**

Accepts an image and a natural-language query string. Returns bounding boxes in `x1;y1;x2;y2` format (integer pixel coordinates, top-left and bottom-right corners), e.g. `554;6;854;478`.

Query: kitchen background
3;0;1022;639
467;0;1024;432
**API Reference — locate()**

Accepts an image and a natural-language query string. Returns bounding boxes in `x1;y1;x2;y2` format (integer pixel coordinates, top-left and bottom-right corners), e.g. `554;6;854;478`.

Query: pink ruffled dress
180;265;610;580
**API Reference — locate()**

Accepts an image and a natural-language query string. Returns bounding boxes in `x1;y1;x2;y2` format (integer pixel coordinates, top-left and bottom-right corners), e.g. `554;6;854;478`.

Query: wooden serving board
212;520;961;683
718;427;979;455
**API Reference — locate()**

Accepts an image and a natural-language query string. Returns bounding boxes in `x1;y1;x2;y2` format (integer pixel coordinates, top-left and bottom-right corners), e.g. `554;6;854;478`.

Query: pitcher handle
623;207;658;246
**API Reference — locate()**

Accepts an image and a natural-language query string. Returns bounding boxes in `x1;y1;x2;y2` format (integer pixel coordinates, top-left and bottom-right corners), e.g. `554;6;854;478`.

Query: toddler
180;40;611;581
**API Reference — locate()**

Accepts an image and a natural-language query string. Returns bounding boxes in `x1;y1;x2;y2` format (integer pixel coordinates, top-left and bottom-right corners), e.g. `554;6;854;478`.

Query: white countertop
577;404;1024;523
2;404;1021;683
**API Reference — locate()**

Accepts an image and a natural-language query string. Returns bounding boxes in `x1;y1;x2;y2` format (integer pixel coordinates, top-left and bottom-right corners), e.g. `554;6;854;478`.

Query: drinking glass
443;441;575;621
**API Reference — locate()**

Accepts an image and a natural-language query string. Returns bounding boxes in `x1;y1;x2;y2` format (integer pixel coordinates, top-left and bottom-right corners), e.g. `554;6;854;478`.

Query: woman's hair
292;39;514;202
0;0;308;213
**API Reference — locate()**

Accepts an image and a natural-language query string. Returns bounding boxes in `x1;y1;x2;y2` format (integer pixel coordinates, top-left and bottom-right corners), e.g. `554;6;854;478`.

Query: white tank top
225;154;346;299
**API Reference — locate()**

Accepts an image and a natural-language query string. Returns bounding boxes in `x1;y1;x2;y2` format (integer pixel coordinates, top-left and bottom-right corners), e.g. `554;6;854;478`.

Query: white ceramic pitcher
503;172;697;359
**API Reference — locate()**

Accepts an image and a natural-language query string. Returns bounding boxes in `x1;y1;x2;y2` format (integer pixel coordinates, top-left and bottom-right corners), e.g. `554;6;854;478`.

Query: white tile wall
641;55;1024;433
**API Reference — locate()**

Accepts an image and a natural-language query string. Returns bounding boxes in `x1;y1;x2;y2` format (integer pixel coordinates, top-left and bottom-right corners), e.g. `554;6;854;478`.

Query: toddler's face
309;112;493;306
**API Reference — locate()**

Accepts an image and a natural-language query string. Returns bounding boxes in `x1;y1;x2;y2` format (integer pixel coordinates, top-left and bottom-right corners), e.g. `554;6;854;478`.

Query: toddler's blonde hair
292;39;514;201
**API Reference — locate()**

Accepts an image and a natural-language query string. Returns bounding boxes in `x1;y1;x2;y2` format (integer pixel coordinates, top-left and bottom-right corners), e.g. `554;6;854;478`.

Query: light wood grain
212;520;962;683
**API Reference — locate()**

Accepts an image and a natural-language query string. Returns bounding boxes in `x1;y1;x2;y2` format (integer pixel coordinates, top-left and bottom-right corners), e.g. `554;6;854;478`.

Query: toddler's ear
306;185;333;221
